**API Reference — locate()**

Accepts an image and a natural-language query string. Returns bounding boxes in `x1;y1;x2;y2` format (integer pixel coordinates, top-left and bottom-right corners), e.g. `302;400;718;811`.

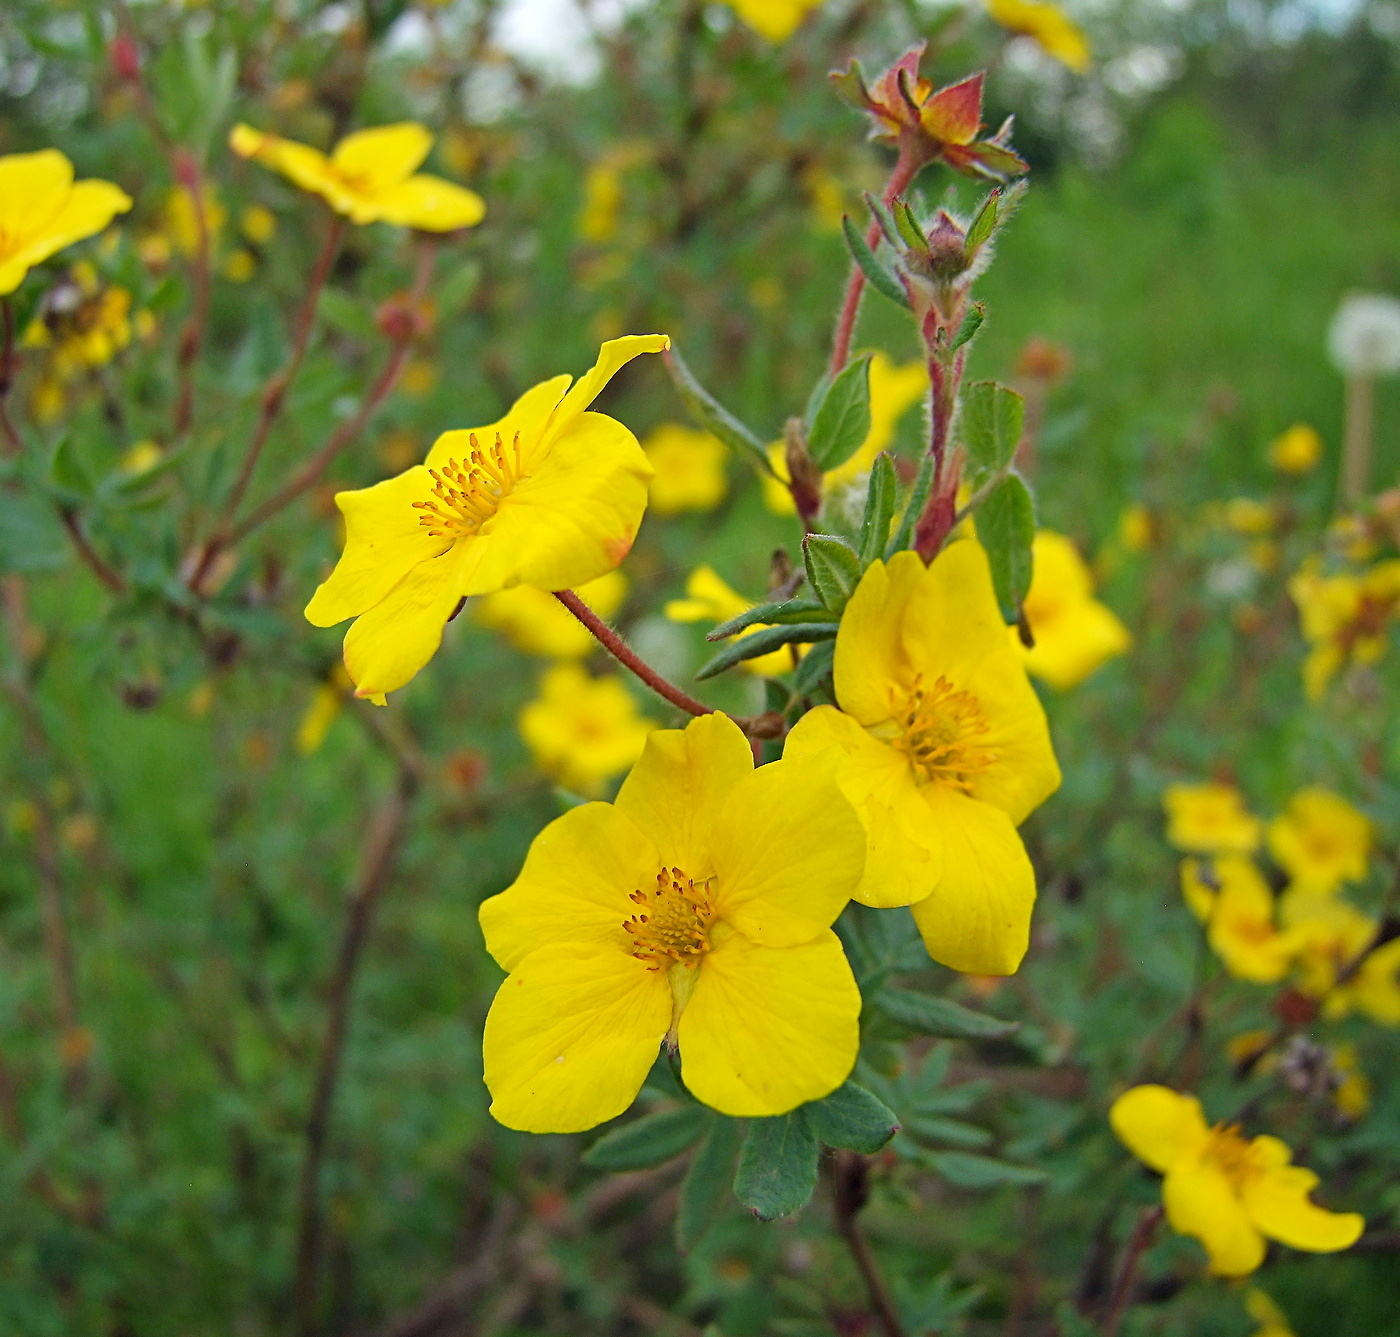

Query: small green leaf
961;381;1025;476
803;534;863;612
903;1114;993;1149
887;451;935;556
676;1116;742;1252
706;598;832;641
316;288;375;338
806;1082;900;1154
734;1111;820;1221
840;217;912;312
976;474;1036;622
926;1151;1046;1190
664;345;773;477
965;190;1000;254
789;639;835;700
858;454;898;566
0;490;68;575
876;987;1019;1040
49;434;91;498
694;623;835;681
949;303;986;353
808;355;872;471
892;198;927;249
583;1105;711;1171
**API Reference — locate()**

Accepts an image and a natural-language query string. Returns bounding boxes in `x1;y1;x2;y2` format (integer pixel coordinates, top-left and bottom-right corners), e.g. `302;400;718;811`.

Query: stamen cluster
894;673;995;790
412;431;523;539
623;866;716;969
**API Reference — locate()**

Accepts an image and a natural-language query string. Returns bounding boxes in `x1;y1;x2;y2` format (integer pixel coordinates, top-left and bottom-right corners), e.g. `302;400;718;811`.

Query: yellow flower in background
478;712;865;1131
1269;424;1322;475
985;0;1091;72
120;440;163;475
1117;502;1153;553
0;150;131;295
517;664;656;797
230;122;486;231
164;184;226;256
786;544;1061;974
305;335;669;703
1018;530;1131;689
577;144;649;245
764;354;927;514
296;668;352;755
1180;856;1297;983
1280;892;1400;1024
1289;558;1400;700
475;570;628;659
23;262;134;374
1268;787;1371;895
240;203;277;244
642;424;729;515
1224;498;1276;536
1332;1043;1370;1121
802;166;848;232
1109;1084;1363;1276
1162;781;1262;855
666;566;799;677
721;0;824;42
1245;1287;1296;1337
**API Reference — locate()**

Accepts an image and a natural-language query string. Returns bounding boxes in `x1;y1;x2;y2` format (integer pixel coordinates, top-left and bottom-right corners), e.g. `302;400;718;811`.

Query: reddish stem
1100;1206;1162;1337
0;299;22;455
171;153;213;442
58;508;127;595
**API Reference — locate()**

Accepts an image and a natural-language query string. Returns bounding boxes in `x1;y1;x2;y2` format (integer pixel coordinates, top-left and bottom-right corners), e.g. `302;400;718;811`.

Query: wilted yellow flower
1110;1084;1363;1276
665;566;797;677
517;664;656;797
1245;1287;1296;1337
1162;781;1262;855
642;424;729;515
230;122;486;231
786;544;1060;974
1268;787;1370;896
305;336;668;703
1269;424;1322;475
1180;856;1296;983
720;0;824;41
475;570;627;659
1289;557;1400;699
478;712;864;1131
0;150;131;295
985;0;1091;72
1018;531;1131;689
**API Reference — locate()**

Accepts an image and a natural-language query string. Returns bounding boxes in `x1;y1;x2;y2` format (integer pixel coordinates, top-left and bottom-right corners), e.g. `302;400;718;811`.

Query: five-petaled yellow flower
1162;780;1261;854
786;543;1060;975
643;424;729;515
305;335;669;703
985;0;1091;72
1018;530;1131;689
230;122;485;231
1110;1084;1363;1276
478;712;865;1132
1180;856;1295;983
475;571;628;660
0;150;131;295
721;0;824;42
1268;786;1370;896
665;566;801;677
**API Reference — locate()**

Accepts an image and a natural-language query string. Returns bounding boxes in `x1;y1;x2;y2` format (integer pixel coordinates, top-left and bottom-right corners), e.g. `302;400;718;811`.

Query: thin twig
830;1152;912;1337
1099;1205;1163;1337
57;508;127;595
0;298;22;455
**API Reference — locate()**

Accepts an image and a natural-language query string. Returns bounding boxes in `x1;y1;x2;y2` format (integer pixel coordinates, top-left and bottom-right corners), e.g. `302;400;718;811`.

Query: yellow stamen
623;866;716;970
411;431;523;539
892;673;995;791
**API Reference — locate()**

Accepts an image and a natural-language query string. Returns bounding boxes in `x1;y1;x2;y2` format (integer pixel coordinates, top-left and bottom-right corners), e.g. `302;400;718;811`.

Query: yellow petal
543;335;670;451
709;756;865;946
373;174;486;231
329;123;432;193
473;570;626;658
479;800;659;972
1108;1084;1209;1173
908;785;1036;974
1021;597;1131;690
1353;938;1400;1025
1163;1158;1266;1276
833;551;930;724
677;929;860;1116
1241;1156;1364;1254
230;125;351;213
614;711;753;882
426;374;574;473
0;149;73;242
482;941;671;1133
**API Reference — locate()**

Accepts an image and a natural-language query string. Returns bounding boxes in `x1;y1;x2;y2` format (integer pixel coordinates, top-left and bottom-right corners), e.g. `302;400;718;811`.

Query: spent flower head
1327;293;1400;378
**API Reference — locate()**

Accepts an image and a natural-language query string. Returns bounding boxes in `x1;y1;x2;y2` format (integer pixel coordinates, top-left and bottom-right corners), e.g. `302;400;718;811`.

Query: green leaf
676;1116;742;1252
903;1114;993;1149
858;454;898;565
664;344;773;477
926;1151;1046;1190
48;434;91;498
583;1105;711;1171
734;1111;821;1221
840;217;911;312
892;198;927;249
706;598;832;641
965;190;1000;254
976;474;1036;622
0;490;68;575
876;987;1019;1040
805;1082;900;1154
316;288;375;339
887;451;935;557
789;639;835;701
961;381;1025;476
803;534;863;612
808;354;872;471
695;622;835;681
949;302;986;353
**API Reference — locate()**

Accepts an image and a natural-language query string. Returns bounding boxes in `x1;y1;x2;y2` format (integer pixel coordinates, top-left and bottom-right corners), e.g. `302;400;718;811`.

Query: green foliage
976;472;1037;621
735;1111;821;1220
807;354;873;470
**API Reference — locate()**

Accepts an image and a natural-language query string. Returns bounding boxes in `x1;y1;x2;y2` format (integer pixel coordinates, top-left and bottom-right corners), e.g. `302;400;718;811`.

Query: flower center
892;673;995;791
411;432;523;540
623;866;716;970
1202;1123;1256;1182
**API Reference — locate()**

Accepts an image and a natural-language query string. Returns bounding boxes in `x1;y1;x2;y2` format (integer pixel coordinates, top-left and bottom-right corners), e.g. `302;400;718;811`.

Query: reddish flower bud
110;32;141;82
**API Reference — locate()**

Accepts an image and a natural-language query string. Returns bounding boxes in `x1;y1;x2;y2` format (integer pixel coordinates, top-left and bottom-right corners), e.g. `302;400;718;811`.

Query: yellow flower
785;544;1060;974
1109;1084;1363;1276
643;424;729;515
296;671;350;755
1332;1043;1370;1121
577;144;649;245
1269;424;1322;475
1117;503;1153;552
305;335;668;703
478;712;865;1131
164;184;226;256
1245;1287;1296;1337
240;203;277;244
1267;787;1370;895
665;566;799;677
223;249;256;282
764;354;927;514
0;150;131;295
1279;892;1400;1024
229;122;486;231
517;664;656;798
1224;498;1276;536
985;0;1091;72
1180;856;1297;983
24;266;134;374
475;570;628;659
1162;781;1262;855
1289;558;1400;700
121;440;163;475
1018;531;1131;689
721;0;824;42
802;166;848;233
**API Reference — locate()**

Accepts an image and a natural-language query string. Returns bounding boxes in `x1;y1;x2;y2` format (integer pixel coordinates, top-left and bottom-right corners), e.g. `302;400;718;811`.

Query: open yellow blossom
1110;1084;1363;1276
643;424;729;514
764;354;927;514
475;571;627;659
985;0;1091;72
1280;892;1400;1024
0;150;131;295
1268;787;1370;895
786;543;1061;974
1162;781;1262;855
666;566;800;677
479;712;865;1131
305;335;669;703
1180;856;1297;983
517;664;656;797
1245;1288;1296;1337
1018;530;1131;689
230;122;485;231
720;0;824;42
1268;424;1322;475
1289;557;1400;699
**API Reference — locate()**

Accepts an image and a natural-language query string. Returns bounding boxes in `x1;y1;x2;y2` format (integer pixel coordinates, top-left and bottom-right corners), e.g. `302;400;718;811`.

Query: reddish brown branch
0;298;22;455
58;508;127;595
1100;1206;1163;1337
830;1152;912;1337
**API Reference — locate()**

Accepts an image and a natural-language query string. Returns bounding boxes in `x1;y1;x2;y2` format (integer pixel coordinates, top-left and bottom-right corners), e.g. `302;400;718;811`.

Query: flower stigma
891;673;995;791
413;431;524;539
